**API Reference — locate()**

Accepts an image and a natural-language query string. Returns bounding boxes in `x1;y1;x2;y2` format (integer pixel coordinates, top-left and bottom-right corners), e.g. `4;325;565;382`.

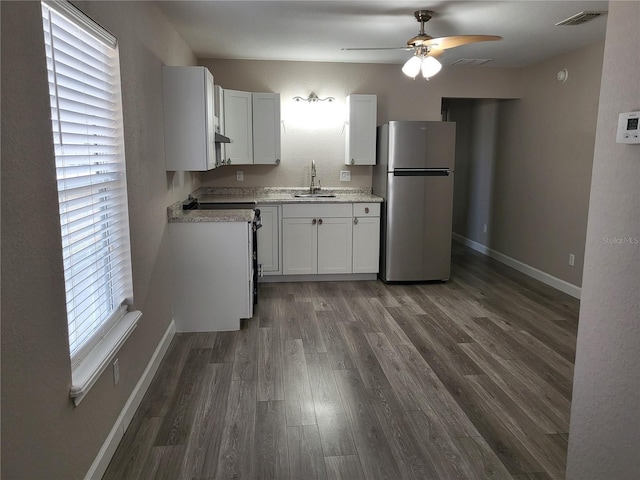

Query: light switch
340;171;351;182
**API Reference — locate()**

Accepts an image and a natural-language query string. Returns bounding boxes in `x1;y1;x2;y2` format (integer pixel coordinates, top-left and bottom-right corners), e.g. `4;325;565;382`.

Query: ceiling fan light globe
421;56;442;79
402;56;422;78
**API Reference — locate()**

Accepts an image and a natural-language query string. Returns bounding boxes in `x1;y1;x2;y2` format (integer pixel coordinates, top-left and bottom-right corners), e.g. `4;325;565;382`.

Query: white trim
452;233;581;299
452;233;492;256
43;0;117;47
70;311;142;405
83;319;176;480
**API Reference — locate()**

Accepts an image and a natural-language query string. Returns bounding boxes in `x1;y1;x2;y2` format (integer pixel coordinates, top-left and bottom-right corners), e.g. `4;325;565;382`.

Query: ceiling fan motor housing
408;10;434;47
414;10;433;23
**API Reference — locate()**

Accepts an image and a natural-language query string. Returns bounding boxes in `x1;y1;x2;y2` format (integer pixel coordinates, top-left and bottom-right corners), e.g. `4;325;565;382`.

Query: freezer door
382;172;454;281
387;121;456;170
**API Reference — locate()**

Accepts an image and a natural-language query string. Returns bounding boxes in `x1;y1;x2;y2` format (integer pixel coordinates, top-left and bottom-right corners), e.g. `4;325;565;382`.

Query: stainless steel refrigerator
373;121;456;282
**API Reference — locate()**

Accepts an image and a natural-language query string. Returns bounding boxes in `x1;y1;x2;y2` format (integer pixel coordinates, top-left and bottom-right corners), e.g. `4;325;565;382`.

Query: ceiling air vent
556;11;606;26
450;59;492;66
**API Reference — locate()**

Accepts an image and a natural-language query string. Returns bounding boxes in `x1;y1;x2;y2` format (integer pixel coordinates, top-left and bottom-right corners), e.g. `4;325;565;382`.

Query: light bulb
421;56;442;80
402;56;422;78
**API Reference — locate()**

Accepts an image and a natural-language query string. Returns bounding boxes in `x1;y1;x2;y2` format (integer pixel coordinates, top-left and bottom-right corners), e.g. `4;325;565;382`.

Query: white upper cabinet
163;66;216;171
345;94;377;166
252;93;281;165
221;89;281;165
214;85;226;167
223;89;254;165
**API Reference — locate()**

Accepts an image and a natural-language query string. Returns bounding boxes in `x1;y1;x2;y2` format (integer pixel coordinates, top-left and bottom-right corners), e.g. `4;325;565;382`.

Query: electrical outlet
483;224;488;234
236;171;244;182
340;171;351;182
569;253;575;267
113;358;120;385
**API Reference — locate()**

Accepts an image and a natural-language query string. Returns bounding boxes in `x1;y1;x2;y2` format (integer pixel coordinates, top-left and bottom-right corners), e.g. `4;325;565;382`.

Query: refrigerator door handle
392;168;451;177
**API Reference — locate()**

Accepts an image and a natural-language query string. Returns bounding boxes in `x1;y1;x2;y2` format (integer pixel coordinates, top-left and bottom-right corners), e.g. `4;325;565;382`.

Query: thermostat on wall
616;111;640;144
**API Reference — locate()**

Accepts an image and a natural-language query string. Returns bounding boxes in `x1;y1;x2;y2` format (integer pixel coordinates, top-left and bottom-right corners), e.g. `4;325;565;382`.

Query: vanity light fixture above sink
292;92;335;103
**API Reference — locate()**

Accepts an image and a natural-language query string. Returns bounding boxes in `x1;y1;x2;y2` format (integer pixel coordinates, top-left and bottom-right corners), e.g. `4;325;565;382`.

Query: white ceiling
157;1;609;68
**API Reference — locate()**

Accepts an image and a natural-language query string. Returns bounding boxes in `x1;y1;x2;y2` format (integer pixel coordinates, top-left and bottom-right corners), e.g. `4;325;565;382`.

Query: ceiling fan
343;10;502;80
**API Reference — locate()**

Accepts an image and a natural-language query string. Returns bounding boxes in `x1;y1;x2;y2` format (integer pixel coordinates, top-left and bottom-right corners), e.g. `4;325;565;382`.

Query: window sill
70;310;142;406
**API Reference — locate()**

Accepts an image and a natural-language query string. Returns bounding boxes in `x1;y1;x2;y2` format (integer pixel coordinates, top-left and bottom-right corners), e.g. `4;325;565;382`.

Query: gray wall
566;1;640;478
449;41;603;290
492;42;604;287
449;99;500;245
1;2;196;478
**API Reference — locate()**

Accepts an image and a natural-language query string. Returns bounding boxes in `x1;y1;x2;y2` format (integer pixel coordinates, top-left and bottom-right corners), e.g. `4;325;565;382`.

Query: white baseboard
84;319;176;480
452;233;581;299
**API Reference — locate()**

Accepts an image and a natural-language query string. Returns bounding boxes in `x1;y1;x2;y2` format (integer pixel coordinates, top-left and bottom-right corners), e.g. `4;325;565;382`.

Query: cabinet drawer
353;203;380;217
283;203;352;218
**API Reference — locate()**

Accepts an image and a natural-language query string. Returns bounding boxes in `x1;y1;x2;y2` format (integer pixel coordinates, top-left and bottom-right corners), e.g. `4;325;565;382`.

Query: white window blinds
42;1;134;366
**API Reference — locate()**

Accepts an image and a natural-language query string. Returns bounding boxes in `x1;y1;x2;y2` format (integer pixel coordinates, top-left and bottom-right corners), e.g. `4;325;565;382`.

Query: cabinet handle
275;159;281;165
318;218;323;225
227;158;232;165
354;217;359;225
350;158;355;165
365;207;369;214
312;218;317;225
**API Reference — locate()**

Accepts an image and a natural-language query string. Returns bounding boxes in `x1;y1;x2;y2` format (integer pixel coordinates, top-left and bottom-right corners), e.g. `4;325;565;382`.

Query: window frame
42;0;141;405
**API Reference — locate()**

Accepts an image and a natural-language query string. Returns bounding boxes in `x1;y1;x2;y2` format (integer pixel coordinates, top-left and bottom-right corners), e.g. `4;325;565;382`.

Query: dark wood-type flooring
104;243;579;480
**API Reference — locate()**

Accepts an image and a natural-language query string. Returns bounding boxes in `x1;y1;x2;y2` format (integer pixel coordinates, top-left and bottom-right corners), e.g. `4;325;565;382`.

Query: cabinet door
282;218;317;275
245;222;254;319
252;93;281;165
214;85;226;167
223;89;253;165
257;205;281;274
205;71;216;170
345;94;377;166
163;66;211;171
352;216;380;273
317;217;353;274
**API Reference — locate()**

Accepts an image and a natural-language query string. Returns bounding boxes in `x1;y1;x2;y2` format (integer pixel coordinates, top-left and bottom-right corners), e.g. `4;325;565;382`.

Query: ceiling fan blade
421;35;502;50
341;47;414;51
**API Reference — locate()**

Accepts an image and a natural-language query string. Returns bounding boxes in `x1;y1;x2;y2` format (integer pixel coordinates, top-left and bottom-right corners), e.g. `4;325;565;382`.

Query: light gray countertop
167;205;255;224
194;187;383;204
168;187;383;223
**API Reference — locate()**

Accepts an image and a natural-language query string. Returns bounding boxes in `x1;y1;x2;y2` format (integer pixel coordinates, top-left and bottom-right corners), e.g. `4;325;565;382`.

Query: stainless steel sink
293;193;336;198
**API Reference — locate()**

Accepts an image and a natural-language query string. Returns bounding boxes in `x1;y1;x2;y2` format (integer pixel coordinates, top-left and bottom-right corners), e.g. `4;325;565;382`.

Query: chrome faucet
310;159;321;194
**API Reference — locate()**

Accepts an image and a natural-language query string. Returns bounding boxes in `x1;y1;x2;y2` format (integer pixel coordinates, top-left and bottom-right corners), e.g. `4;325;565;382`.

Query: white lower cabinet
257;205;281;275
352;203;381;274
282;204;353;275
352;217;380;273
170;221;252;332
282;218;318;275
317;217;353;274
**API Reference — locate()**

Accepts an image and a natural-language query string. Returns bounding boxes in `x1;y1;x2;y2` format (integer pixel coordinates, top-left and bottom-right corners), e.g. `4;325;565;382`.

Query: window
42;1;140;405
